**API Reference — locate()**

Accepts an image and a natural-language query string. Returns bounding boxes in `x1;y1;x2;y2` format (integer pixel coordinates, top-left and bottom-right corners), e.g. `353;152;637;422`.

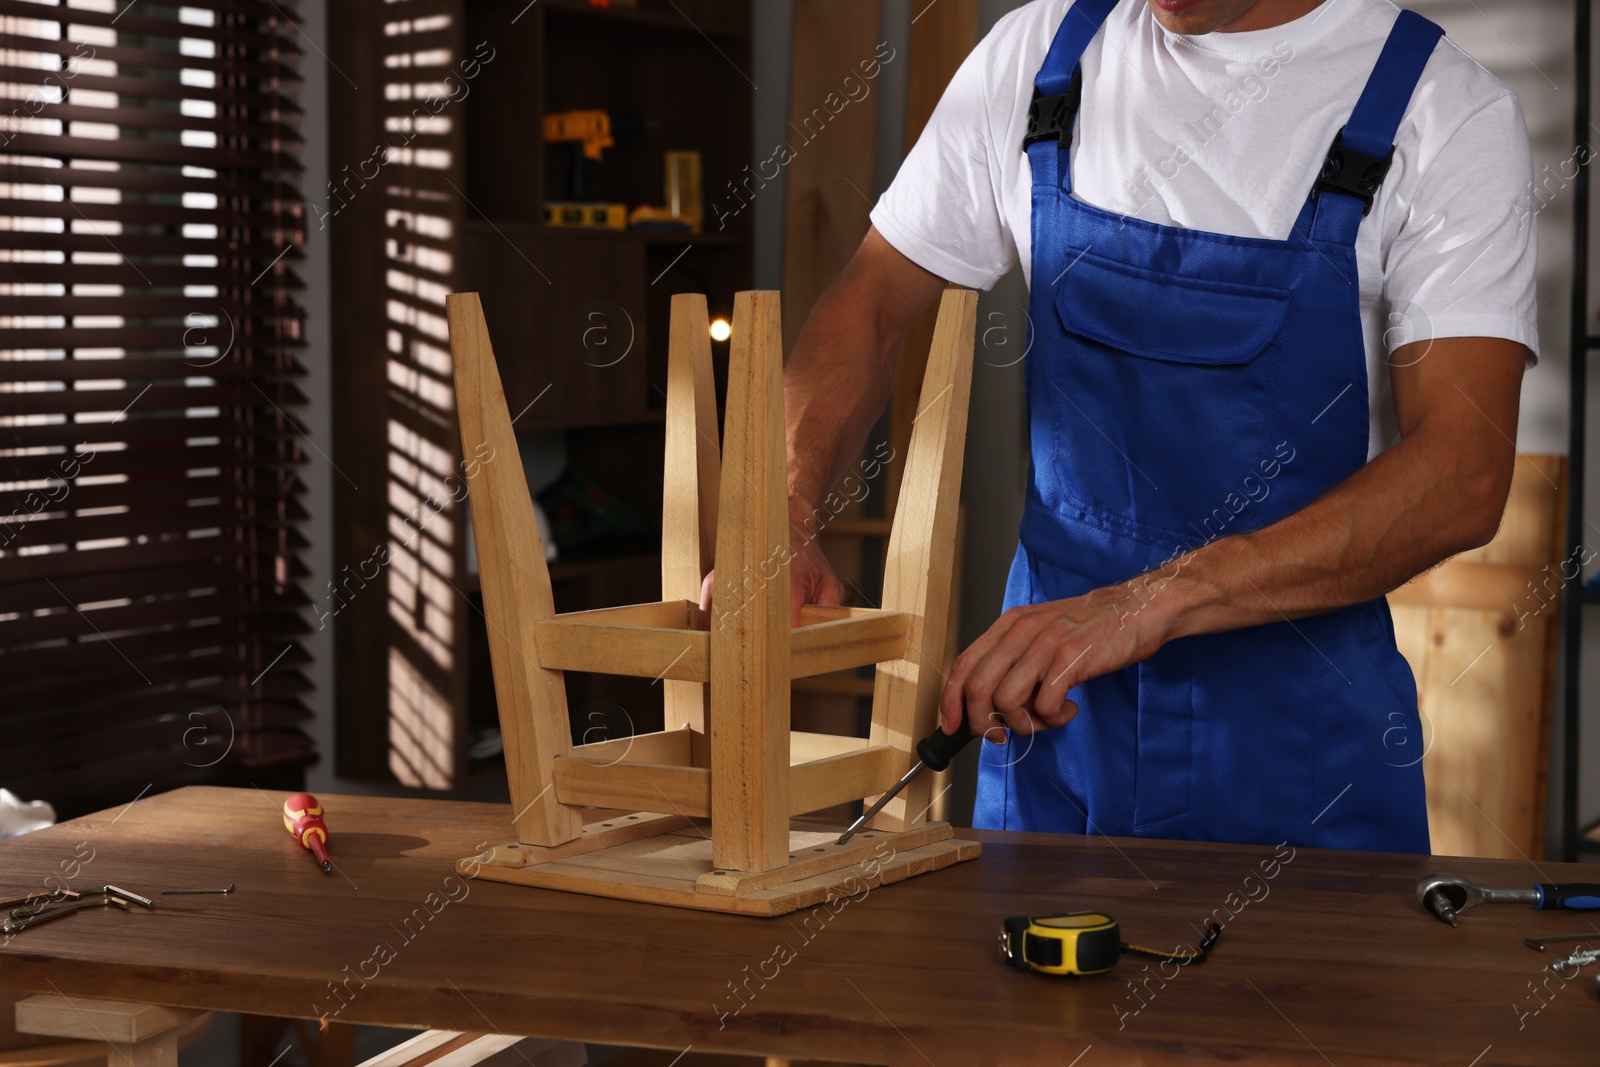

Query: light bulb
709;318;732;343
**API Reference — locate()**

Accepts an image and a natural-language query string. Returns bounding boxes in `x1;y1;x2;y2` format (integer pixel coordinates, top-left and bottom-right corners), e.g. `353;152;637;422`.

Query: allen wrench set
0;885;154;935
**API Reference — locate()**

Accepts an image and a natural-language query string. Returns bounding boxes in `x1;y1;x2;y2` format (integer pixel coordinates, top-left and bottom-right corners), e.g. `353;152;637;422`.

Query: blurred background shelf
331;0;752;792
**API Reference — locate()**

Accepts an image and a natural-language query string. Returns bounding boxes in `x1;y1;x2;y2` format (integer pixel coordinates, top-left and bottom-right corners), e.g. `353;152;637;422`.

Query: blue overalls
972;0;1443;853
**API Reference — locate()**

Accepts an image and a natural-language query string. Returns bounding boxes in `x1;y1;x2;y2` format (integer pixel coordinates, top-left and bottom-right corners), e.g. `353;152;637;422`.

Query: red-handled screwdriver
282;792;333;873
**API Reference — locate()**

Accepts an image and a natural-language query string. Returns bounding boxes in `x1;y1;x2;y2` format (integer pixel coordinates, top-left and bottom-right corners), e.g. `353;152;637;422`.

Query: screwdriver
282;792;333;873
837;719;975;844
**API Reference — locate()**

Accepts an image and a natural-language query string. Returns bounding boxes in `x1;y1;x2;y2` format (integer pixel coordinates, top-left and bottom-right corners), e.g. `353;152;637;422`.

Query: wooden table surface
0;786;1596;1066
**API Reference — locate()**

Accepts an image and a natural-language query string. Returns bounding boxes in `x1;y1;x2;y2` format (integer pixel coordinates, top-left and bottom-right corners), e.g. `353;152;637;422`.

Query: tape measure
1000;912;1223;977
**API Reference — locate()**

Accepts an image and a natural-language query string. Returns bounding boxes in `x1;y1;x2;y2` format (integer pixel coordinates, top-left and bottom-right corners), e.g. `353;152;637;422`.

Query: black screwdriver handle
916;719;975;773
1535;883;1600;910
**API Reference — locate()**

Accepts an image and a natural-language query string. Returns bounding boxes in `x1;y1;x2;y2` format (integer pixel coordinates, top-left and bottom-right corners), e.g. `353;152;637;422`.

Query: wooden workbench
0;786;1595;1065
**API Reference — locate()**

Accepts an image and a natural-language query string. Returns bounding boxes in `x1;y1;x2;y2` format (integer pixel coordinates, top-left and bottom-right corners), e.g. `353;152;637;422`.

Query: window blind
0;0;314;817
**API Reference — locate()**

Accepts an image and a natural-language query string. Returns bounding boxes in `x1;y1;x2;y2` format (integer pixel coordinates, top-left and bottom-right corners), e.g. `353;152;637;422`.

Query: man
771;0;1537;853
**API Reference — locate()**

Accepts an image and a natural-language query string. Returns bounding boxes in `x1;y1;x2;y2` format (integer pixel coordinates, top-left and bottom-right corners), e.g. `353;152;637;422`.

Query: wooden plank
0;1038;110;1064
709;291;791;873
789;730;870;764
460;812;695;872
789;610;910;677
11;786;1600;1063
534;603;905;682
1387;560;1542;611
1413;609;1550;859
551;759;712;819
447;292;582;847
546;827;728;885
868;290;978;831
432;1035;586;1067
1387;453;1566;859
472;830;977;918
696;821;952;897
780;1;884;354
782;1;885;745
929;506;968;825
788;745;902;817
532;617;709;682
548;745;897;822
887;0;980;505
14;996;202;1044
552;601;697;628
572;727;694;767
797;604;888;623
662;293;721;766
356;1030;477;1067
357;1031;586;1067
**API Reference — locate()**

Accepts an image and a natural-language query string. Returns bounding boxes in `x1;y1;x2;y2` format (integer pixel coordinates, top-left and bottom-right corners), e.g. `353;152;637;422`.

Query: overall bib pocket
1044;251;1291;541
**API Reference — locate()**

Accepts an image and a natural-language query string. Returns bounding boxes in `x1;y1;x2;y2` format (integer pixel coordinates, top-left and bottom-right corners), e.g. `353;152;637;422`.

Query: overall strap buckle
1023;70;1083;151
1312;130;1395;217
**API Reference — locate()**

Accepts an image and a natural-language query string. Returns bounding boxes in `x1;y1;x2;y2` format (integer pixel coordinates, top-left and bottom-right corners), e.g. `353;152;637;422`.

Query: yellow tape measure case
1000;912;1121;977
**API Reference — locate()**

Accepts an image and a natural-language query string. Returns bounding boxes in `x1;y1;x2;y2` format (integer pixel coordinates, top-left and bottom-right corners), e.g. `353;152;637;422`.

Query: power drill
544;109;615;202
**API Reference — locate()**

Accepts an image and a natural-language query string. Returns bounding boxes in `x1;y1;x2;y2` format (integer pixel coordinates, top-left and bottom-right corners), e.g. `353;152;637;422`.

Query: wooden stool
446;288;981;916
357;1030;584;1067
12;995;209;1067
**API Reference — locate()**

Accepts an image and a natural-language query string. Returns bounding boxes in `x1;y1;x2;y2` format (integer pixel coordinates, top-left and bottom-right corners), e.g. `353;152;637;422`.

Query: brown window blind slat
0;31;301;81
0;160;301;197
0;131;301;170
0;360;270;384
0;195;307;228
0;0;304;54
0;263;309;290
0;561;233;616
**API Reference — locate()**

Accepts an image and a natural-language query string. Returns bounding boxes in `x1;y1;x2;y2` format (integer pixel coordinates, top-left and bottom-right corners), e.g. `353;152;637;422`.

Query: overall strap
1026;0;1121;192
1297;9;1445;247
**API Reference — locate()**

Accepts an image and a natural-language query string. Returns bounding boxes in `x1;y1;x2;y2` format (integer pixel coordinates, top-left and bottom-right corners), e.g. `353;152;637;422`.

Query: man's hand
783;495;849;622
940;581;1168;741
698;495;848;628
698;227;945;630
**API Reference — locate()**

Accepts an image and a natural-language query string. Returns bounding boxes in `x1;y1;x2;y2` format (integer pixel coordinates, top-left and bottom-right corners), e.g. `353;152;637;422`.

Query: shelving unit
330;0;752;791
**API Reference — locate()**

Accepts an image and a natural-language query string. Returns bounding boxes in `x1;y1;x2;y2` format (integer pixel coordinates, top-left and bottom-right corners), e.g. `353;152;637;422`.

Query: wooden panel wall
780;0;885;354
889;0;980;504
1388;454;1566;859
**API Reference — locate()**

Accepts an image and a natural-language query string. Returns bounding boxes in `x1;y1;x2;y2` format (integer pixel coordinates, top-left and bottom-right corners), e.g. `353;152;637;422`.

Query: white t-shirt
871;0;1539;458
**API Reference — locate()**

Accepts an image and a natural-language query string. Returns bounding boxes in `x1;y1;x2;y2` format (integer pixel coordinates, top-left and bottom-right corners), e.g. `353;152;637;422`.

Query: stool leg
448;292;582;847
662;293;722;768
868;289;978;831
710;291;791;873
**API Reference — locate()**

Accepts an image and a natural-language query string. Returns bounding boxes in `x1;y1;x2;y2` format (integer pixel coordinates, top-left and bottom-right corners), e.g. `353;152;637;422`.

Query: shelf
541;0;749;41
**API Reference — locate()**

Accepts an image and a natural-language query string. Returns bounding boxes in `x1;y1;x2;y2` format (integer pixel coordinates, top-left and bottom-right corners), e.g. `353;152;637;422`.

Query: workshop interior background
0;0;1588;1059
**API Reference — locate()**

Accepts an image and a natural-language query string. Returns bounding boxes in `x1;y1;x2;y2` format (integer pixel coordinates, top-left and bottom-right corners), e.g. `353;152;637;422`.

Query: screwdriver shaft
838;761;926;845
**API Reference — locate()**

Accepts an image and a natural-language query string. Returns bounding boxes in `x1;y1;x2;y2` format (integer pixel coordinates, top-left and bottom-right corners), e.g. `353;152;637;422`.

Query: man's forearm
1144;418;1514;644
784;282;899;518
